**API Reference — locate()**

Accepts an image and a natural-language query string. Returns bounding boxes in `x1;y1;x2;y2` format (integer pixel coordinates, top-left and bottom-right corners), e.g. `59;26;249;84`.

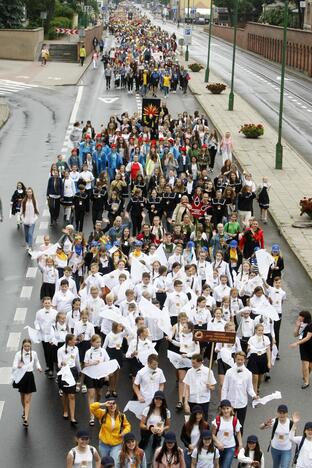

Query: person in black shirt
73;185;88;231
126;188;145;236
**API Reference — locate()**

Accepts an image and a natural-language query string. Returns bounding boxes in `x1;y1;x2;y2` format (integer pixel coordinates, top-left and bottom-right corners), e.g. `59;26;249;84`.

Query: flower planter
206;83;226;94
239;123;264;139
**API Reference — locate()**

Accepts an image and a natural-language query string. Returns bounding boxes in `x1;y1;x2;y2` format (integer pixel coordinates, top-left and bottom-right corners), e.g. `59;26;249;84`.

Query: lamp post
228;0;238;111
204;0;213;82
275;0;289;170
185;0;190;61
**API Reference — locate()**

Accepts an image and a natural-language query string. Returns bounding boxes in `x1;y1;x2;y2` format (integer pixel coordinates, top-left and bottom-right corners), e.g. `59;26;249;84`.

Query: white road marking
69;85;84;124
301;105;307;109
39;221;49;230
307;109;312;112
14;308;27;323
98;97;119;104
0;401;4;419
0;368;12;385
48;76;61;80
0;79;38;88
26;267;38;279
20;286;33;299
6;332;21;351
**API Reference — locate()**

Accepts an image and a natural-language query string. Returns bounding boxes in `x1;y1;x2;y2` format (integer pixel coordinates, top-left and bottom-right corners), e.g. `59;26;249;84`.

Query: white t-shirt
212;416;241;448
290;436;312;468
271;418;292;450
183;365;216;403
70;446;95;468
142;406;171;428
191;447;220;468
190;424;201;447
134;366;166;402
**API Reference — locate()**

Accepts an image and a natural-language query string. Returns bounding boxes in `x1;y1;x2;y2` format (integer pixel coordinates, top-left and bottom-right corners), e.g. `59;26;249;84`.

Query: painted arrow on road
98;97;119;104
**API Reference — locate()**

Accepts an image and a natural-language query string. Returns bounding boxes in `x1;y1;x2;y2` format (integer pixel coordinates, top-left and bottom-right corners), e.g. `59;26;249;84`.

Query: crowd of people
9;5;312;468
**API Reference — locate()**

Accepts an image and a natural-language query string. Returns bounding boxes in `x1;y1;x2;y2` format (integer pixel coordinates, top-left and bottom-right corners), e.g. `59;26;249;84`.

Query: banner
142;98;161;130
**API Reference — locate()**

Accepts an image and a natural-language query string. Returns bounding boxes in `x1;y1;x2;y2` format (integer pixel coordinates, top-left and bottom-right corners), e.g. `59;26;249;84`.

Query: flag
142;98;161;130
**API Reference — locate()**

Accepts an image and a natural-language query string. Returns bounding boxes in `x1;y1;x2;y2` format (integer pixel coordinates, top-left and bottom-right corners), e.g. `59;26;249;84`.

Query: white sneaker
81;384;87;393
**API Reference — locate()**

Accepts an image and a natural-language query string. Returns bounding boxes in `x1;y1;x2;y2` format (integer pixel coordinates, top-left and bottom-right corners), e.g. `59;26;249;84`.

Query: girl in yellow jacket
90;398;131;463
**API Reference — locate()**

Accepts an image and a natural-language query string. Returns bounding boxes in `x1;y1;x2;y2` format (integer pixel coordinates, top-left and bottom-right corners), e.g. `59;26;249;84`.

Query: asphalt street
0;35;311;467
148;13;312;165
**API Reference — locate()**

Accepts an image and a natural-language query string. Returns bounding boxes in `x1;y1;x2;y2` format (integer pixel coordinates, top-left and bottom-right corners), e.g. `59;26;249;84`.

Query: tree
0;0;25;28
25;0;55;33
214;0;273;25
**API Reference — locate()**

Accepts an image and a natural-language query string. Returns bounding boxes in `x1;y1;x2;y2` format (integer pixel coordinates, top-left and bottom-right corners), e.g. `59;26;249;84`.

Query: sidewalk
0;56;92;87
179;56;312;280
0;100;10;129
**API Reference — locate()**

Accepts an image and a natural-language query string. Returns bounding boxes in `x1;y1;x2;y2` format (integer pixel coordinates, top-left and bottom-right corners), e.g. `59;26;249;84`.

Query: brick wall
209;22;312;76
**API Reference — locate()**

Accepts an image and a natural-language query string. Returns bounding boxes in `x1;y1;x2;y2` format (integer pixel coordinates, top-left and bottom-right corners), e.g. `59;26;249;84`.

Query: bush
239;123;264;138
55;0;75;20
206;82;226;94
189;63;203;72
50;16;72;30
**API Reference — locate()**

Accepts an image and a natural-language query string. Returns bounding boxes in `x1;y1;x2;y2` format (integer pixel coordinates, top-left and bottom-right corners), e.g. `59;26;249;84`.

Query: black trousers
42;341;54;371
131;214;143;235
274;316;282;350
48;197;61;221
235;406;247;433
75;212;85;231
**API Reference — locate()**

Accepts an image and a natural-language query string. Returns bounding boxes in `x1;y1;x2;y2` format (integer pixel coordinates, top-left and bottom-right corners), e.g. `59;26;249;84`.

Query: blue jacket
46;176;63;197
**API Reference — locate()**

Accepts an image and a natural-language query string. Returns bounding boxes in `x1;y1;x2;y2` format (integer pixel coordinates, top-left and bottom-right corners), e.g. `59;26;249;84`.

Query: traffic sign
183;27;192;45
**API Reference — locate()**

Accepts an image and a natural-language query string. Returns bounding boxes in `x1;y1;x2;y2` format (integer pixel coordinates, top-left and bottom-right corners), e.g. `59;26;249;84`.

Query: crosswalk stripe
0;87;19;93
0;368;12;385
0;79;38;88
0;401;4;420
6;332;21;351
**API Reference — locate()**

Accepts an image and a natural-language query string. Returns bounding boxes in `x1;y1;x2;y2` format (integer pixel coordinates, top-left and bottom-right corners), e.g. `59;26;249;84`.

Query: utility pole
204;0;213;83
228;0;238;111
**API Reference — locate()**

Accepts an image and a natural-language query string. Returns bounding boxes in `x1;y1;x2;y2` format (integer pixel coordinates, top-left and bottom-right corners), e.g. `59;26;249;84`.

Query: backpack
267;418;293;452
293;436;306;466
71;446;94;463
215;415;239;455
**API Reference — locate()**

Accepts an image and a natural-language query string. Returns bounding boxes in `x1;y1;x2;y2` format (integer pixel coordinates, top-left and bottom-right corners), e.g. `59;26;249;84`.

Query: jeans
219;446;235;468
24;223;35;248
271;447;292;468
98;441;122;465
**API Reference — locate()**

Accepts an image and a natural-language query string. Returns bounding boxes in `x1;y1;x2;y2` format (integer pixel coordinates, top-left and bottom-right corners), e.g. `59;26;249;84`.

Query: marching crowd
9;6;312;468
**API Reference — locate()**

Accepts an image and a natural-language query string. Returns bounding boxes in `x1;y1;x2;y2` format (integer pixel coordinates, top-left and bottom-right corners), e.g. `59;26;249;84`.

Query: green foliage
0;0;25;28
260;6;298;27
189;63;204;72
55;0;75;19
50;16;72;29
214;0;274;25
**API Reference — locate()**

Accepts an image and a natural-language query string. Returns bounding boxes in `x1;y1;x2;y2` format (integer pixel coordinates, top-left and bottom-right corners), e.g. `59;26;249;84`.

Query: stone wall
0;28;44;61
209;22;312;76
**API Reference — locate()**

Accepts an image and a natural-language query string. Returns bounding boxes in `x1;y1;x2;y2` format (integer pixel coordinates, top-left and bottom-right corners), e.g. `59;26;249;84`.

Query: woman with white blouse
57;333;81;425
289;413;312;468
12;339;42;427
103;322;127;398
247;324;271;395
237;434;265;468
20;187;39;253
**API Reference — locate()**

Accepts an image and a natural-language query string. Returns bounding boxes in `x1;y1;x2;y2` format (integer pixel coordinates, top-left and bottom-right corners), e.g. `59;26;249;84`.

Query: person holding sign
221;352;257;431
183;353;216;421
12;339;42;428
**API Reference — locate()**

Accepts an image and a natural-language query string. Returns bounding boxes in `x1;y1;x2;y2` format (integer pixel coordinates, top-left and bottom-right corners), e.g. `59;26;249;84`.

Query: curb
185;73;312;281
0;103;10;129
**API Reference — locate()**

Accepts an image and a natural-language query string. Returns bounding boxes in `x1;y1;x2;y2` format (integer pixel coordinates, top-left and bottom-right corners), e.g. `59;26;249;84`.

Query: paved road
147;13;312;165
0;40;311;466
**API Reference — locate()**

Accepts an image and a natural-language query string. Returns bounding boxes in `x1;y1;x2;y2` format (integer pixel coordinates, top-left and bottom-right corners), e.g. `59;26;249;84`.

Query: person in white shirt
38;256;59;300
81;286;105;333
34;297;57;378
57;333;81;424
100;293;121;337
12;339;42;428
213;275;231;306
212;400;243;468
164;280;188;324
134;272;156;302
133;354;166;403
84;262;104;295
247;324;271;395
190;296;212;330
168;245;185;271
260;404;293;468
66;430;101;468
184;353;216;421
126;326;156;379
265;276;286;356
289;415;312;468
66;297;81;333
79;163;95;211
103;322;128;398
236;308;255;354
84;334;110;426
221;352;258;431
237;434;265;468
56;266;77;295
191;430;220;468
52;279;76;314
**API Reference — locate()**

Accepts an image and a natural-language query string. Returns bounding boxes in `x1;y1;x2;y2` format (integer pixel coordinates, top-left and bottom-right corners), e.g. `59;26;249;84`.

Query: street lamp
204;0;213;83
185;0;190;61
275;0;289;169
228;0;238;111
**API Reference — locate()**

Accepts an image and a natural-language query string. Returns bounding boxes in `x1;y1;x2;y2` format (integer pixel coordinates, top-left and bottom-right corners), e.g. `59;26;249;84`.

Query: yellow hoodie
90;402;131;445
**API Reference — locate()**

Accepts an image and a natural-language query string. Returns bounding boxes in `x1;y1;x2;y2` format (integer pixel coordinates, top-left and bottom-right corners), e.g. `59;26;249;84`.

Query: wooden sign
194;330;236;344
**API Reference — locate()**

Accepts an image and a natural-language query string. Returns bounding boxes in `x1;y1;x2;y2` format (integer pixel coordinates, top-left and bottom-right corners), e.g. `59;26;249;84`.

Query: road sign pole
204;2;213;83
185;0;190;61
228;0;238;111
275;0;289;170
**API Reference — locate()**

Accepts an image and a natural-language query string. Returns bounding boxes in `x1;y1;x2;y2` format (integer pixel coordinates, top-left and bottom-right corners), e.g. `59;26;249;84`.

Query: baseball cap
191;405;203;414
219;399;232;407
101;456;115;467
76;430;89;438
154;390;165;400
124;432;136;443
277;404;288;413
201;429;212;439
164;431;176;443
304;421;312;430
247;434;258;443
229;240;238;248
